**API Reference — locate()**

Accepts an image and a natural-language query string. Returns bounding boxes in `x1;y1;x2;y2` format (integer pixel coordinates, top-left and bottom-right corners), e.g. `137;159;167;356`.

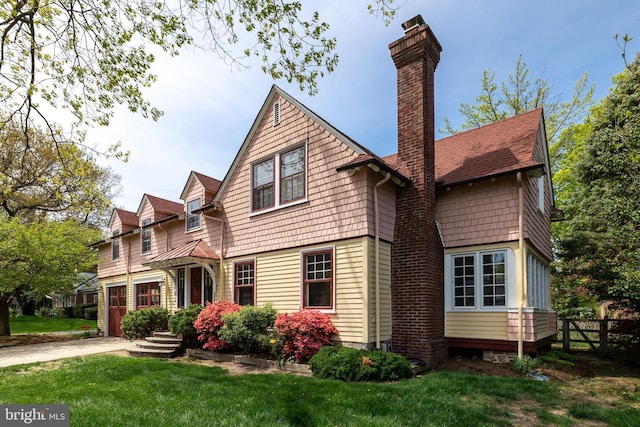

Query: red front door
108;286;127;337
190;268;202;306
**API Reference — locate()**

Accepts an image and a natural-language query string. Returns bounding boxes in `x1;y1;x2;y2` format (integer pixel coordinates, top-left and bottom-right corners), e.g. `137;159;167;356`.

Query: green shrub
52;306;69;318
120;307;169;340
84;306;98;320
308;346;413;382
9;308;17;317
511;355;540;374
72;303;98;319
35;306;53;317
169;305;203;348
219;304;277;355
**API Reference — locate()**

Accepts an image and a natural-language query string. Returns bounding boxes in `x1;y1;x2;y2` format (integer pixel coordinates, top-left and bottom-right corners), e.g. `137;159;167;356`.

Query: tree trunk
0;296;11;336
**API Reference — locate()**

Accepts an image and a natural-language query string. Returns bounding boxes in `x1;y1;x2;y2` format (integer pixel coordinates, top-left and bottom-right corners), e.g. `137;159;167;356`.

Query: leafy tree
555;56;640;316
0;0;397;153
0;119;120;227
0;216;101;335
440;55;595;174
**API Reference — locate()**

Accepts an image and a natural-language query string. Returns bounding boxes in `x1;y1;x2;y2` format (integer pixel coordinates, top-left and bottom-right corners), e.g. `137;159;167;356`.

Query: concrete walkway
0;337;129;367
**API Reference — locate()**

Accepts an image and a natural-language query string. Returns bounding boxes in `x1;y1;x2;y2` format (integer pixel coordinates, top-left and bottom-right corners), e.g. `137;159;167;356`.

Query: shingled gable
136;193;183;218
179;171;222;202
434;108;546;187
211;85;391;203
109;208;139;232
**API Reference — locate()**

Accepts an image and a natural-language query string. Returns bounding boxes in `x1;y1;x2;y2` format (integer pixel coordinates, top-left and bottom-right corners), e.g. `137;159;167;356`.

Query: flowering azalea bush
274;310;337;362
194;300;240;350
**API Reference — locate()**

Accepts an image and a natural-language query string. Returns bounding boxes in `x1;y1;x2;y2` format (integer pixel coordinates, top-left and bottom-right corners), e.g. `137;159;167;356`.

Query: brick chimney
389;15;446;367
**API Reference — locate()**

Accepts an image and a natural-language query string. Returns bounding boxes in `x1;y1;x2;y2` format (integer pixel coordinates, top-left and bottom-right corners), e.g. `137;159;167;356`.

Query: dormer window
251;142;307;213
141;218;151;254
111;230;120;260
186;199;201;231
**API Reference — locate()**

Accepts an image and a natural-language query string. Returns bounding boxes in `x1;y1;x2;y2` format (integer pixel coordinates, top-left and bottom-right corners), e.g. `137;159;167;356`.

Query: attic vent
273;101;280;126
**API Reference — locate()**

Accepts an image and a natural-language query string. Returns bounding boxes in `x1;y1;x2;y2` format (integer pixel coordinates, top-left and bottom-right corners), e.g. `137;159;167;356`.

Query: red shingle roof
193;171;222;195
114;208;139;230
434;109;543;186
144;194;183;215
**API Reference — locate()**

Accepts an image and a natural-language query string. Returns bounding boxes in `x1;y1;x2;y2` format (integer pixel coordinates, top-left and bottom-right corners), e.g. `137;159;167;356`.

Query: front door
108;286;127;337
190;267;202;306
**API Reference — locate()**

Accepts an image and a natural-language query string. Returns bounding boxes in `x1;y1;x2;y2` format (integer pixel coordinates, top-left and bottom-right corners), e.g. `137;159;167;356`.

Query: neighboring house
94;15;557;366
51;273;100;307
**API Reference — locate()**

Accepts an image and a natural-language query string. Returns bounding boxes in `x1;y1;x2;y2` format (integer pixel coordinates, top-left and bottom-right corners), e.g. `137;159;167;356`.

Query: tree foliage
440;55;595;175
0;0;397;152
0;216;101;335
555;55;640;316
0;118;120;226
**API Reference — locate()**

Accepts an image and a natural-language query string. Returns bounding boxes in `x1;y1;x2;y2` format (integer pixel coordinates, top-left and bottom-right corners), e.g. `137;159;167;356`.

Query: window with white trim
234;261;255;306
136;282;161;309
141;218;151;254
451;250;508;309
302;249;333;310
527;253;550;310
251;143;306;213
186;199;201;231
111;230;120;260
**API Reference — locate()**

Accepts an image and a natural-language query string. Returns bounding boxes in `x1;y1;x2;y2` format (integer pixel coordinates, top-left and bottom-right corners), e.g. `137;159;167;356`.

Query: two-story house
95;15;557;366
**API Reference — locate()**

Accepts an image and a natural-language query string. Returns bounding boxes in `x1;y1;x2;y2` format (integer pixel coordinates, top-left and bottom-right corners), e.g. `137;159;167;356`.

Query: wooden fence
556;318;630;352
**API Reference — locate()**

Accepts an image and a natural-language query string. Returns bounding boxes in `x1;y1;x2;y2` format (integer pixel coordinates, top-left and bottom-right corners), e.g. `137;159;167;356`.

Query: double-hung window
451;250;508;309
251;143;306;212
111;230;120;260
141;219;151;254
302;249;333;310
187;199;201;231
234;261;255;306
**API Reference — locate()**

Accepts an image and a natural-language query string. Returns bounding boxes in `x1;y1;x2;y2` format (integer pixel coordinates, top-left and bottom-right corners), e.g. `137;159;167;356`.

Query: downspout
208;217;225;300
374;172;391;349
517;172;525;358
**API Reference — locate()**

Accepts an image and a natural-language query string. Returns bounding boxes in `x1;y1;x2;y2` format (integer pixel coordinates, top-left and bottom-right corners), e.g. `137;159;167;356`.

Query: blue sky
91;0;640;211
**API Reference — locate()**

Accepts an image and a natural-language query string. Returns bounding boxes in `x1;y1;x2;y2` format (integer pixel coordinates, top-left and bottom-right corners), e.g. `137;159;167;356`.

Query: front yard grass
9;315;97;334
1;355;638;426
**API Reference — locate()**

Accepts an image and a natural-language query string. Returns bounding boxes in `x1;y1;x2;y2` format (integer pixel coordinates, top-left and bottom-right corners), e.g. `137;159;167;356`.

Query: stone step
145;336;182;345
153;331;179;339
127;346;178;358
133;340;181;351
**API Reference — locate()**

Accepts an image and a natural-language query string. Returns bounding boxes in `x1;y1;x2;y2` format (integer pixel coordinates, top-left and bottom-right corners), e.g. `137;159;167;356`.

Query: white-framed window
111;230;120;260
251;142;307;214
527;253;550;310
186;199;201;231
537;176;545;213
141;218;151;254
234;260;255;306
448;249;513;310
301;248;334;311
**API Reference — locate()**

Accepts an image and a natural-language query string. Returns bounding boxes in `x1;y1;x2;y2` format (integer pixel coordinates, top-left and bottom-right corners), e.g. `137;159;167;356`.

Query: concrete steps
127;331;182;358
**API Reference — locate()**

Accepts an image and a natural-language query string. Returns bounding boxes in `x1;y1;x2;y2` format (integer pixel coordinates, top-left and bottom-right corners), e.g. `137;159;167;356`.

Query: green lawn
1;355;638;426
9;316;97;334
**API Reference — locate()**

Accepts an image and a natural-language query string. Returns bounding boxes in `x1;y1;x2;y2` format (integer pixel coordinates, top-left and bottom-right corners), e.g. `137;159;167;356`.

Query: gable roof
109;208;139;232
136;194;183;218
180;171;222;202
213;85;382;203
434;109;545;187
142;239;219;269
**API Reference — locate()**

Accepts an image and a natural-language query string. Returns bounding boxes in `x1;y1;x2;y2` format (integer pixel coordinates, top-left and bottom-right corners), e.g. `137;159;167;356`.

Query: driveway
0;337;129;367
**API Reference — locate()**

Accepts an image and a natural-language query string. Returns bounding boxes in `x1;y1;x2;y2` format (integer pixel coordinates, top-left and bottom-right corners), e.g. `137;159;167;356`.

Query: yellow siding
221;237;369;344
446;311;509;340
366;238;392;343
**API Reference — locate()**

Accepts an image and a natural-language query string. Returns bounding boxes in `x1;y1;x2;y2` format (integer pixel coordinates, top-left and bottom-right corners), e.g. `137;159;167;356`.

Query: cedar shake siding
389;16;446;367
95;15;556;359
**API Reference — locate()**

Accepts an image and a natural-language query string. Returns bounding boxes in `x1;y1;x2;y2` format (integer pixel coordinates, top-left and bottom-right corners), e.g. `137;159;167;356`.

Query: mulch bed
0;334;80;348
